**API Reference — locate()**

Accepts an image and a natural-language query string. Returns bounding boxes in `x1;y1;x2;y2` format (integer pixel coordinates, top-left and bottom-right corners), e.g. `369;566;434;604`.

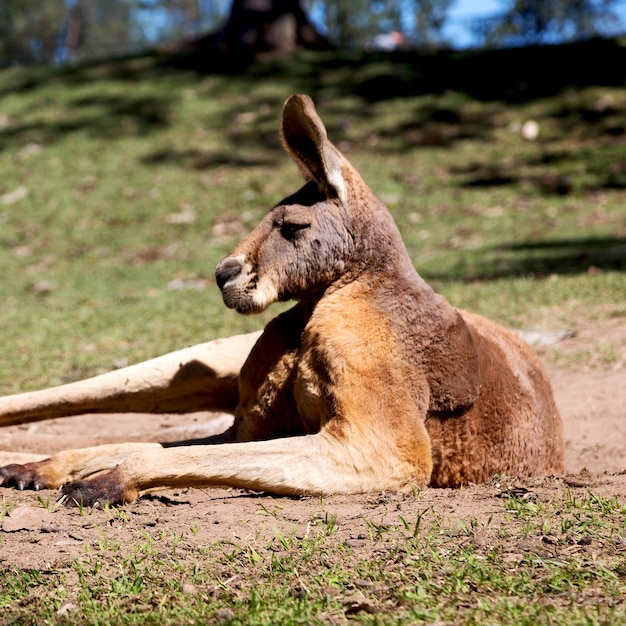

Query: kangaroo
0;94;564;507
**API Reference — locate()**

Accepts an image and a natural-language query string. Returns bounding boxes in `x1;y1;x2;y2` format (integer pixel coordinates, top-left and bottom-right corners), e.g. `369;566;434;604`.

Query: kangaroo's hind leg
0;332;261;428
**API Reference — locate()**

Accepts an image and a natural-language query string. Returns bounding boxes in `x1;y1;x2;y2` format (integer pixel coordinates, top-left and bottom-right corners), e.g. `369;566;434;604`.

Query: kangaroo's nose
215;258;243;290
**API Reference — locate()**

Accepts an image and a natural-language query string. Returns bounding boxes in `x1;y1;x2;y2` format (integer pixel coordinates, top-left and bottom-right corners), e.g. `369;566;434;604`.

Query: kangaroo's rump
426;310;564;487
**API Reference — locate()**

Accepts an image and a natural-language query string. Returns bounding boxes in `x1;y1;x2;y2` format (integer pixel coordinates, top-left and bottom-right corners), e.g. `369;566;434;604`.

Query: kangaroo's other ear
280;94;354;205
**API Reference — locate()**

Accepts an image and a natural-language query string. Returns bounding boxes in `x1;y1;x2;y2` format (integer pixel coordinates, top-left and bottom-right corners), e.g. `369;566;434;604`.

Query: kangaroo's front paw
0;460;54;491
62;467;139;508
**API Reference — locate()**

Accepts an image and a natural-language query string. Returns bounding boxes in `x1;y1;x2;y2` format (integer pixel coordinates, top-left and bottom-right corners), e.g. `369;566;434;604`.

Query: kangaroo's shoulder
303;283;401;367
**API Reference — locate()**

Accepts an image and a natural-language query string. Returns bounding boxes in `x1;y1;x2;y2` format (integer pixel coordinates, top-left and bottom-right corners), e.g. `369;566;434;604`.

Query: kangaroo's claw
62;467;138;508
0;462;51;491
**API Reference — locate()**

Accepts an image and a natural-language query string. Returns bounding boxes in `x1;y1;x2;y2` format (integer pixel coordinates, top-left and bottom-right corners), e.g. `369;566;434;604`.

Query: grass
1;486;625;624
0;38;625;624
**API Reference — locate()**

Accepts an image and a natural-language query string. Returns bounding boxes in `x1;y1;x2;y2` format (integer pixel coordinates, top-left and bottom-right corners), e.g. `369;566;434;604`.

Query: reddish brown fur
0;95;563;506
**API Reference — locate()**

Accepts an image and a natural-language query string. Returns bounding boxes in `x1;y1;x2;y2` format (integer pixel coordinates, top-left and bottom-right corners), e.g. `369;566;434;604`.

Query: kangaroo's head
215;94;411;315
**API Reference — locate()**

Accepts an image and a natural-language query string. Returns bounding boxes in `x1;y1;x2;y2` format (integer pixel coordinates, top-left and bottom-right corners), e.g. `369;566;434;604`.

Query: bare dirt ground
0;317;624;572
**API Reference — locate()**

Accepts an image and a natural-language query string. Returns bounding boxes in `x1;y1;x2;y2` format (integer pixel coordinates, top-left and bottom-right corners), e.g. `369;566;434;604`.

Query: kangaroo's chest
293;350;331;431
235;345;327;437
233;304;328;440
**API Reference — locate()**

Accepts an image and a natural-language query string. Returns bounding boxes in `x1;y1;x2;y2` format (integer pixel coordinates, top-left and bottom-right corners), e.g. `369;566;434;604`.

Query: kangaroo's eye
280;221;310;240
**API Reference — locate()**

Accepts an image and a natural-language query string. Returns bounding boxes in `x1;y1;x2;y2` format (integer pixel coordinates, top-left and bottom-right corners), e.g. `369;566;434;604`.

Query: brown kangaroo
0;94;564;507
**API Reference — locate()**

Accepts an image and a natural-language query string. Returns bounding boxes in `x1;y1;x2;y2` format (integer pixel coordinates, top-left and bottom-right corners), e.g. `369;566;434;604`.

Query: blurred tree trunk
193;0;332;56
68;0;137;62
65;3;85;58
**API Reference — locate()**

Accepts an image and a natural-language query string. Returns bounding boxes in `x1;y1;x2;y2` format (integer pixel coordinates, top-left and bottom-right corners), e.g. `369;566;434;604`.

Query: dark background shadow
2;37;626;151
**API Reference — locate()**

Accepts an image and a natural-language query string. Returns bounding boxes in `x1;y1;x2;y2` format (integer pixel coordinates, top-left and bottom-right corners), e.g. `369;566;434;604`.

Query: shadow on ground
494;235;626;276
421;235;626;283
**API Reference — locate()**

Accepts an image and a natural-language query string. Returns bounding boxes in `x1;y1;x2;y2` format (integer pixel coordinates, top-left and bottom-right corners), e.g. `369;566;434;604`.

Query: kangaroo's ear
280;94;354;205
